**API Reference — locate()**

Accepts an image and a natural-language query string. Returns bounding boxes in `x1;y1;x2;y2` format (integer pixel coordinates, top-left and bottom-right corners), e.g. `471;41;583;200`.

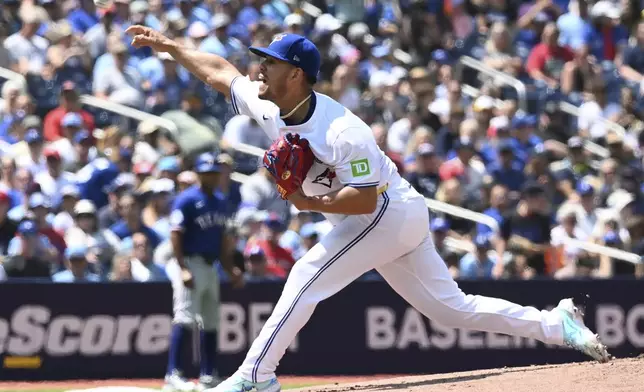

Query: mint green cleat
556;298;611;363
202;372;281;392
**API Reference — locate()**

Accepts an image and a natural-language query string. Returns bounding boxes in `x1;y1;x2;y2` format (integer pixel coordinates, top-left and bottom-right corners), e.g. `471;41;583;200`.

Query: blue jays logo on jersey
312;168;336;188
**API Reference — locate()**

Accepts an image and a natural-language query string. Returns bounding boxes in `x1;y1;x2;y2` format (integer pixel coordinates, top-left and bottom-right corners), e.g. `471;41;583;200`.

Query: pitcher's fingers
125;25;148;36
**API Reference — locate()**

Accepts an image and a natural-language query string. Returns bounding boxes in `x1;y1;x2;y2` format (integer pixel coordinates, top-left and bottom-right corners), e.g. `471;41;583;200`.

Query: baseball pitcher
165;152;244;392
127;26;610;392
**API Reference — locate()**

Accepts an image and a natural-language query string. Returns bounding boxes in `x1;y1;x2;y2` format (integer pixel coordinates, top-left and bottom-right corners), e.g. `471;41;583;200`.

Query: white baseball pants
238;191;564;383
166;256;221;330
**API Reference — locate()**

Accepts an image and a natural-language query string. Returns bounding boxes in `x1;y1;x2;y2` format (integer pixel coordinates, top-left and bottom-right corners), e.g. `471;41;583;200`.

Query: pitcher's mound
292;357;644;392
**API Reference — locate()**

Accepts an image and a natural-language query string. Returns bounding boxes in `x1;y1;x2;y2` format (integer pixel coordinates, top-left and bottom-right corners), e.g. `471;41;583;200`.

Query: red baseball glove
262;133;315;199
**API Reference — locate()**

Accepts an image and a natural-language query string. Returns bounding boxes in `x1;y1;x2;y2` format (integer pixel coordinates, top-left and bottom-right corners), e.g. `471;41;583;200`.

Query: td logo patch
350;159;371;177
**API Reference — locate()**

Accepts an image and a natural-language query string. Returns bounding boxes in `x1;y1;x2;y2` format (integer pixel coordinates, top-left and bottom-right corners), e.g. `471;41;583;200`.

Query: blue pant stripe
251;192;390;382
230;77;240;115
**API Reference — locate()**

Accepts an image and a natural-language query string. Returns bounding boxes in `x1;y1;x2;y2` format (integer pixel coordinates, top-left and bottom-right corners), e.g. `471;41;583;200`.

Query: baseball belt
377;183;388;195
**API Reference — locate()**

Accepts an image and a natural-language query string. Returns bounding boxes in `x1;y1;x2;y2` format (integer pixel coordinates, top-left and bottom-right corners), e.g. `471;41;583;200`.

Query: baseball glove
262;133;315;199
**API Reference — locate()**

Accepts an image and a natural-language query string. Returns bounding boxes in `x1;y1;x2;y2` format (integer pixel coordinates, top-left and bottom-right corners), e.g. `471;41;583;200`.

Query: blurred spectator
129;232;168;282
108;192;162;250
35;147;77;205
552;136;596;201
550;203;588;276
43;81;96;142
217;153;242;214
488;140;527;192
526;22;574;88
478;184;510;236
240;167;290;219
496;183;552;278
459;234;496;279
617;20;644;86
561;45;601;95
298;223;320;259
439;137;486;204
52;185;81;234
243;245;281;282
430;217;460;279
0;189;17;255
52;245;101;282
404;143;441;198
98;172;135;229
6;220;57;278
246;214;294;279
109;252;135;282
4;6;49;75
142;178;175;240
93;34;144;108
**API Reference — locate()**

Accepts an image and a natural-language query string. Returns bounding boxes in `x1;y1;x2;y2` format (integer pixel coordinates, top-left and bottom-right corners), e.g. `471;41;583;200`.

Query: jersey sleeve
332;129;381;188
170;196;190;232
229;76;280;140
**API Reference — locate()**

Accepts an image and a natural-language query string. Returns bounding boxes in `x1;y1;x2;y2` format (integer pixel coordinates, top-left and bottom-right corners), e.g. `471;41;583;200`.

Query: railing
0;67;638;266
458;56;529;112
458;57;627;140
460;83;610;159
558;101;628;139
225;141;640;265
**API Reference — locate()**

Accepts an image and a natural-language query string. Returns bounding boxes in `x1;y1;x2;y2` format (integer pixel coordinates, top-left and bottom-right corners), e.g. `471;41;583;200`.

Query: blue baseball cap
18;220;38;235
24;128;43;144
194;152;221;173
247;245;265;259
249;33;321;82
576;181;595;197
65;244;88;260
73;129;91;144
62;112;83;128
604;231;620;245
158;156;181;173
430;217;450;232
474;233;491;248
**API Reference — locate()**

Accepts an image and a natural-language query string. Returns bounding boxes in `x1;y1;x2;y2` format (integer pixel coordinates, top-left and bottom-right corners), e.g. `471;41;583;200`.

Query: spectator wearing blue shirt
138;51;190;113
459;234;496;279
76;157;120;210
66;2;99;34
109;192;162;250
617;21;644;86
489;141;527;192
157;156;182;182
510;113;542;168
167;0;213;31
200;14;245;60
498;183;552;277
52;245;101;282
478;184;509;237
585;2;628;62
556;0;592;51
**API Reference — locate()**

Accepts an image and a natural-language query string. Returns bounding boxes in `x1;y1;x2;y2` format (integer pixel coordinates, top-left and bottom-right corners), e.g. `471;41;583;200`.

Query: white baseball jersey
230;76;403;224
227;75;568;385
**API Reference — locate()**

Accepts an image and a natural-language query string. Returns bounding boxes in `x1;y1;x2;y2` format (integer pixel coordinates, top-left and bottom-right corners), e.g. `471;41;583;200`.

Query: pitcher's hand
126;25;176;52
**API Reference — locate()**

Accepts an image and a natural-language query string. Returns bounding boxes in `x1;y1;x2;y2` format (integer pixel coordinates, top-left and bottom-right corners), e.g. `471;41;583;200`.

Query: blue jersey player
165;152;244;392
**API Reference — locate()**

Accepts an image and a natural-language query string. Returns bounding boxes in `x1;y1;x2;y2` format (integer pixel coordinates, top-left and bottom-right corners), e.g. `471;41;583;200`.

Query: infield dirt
290;357;644;392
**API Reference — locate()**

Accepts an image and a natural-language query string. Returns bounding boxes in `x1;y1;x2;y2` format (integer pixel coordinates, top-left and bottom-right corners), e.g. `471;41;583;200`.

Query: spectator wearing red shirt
43;81;95;142
526;23;574;88
245;214;295;279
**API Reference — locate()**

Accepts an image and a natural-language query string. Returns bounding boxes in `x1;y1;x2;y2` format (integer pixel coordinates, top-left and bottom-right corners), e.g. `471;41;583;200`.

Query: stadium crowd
0;0;643;283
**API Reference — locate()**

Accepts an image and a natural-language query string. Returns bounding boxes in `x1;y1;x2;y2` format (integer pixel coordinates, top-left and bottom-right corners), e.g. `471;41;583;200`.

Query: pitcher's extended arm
127;25;241;98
